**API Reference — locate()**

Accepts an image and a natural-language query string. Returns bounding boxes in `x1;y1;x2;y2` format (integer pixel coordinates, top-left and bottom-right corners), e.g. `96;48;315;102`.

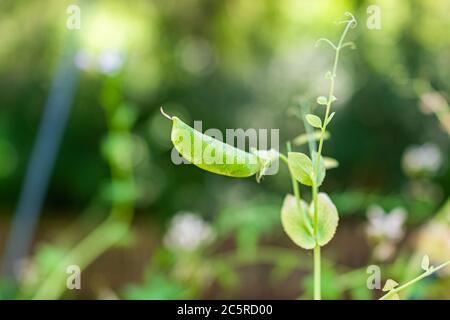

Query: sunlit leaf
281;194;315;249
326;112;336;126
382;279;399;292
317;96;328;105
308;192;339;247
421;254;430;271
306;114;322;128
288;152;314;186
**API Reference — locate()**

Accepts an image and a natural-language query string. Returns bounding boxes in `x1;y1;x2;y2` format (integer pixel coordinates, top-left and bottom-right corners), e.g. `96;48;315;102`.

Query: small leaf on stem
288;152;314;186
317;96;328;105
306;114;322;129
382;279;399;292
308;192;339;246
311;151;326;187
326;112;336;126
421;255;430;271
281;194;315;249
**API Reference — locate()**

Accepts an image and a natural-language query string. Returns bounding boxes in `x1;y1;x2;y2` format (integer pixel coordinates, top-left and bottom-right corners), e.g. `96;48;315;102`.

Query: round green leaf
281;194;315;249
317;96;328;105
308;192;339;247
288;152;314;186
305;114;322;128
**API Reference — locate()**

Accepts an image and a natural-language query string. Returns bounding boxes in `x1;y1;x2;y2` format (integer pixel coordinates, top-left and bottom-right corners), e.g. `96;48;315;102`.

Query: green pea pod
162;108;263;178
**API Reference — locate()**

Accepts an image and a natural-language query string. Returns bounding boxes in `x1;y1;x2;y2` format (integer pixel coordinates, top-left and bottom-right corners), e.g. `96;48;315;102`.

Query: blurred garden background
0;0;449;299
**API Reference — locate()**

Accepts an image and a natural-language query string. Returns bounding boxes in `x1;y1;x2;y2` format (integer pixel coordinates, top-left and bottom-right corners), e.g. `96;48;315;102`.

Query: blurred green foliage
1;0;449;221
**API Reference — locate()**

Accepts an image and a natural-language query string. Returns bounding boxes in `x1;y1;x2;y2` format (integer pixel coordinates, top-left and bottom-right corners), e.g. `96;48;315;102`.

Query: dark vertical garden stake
2;36;79;279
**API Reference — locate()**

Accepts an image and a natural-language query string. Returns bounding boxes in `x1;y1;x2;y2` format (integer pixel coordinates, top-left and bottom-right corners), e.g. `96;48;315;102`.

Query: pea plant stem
280;151;310;226
313;245;321;299
32;215;131;299
311;14;356;300
379;260;450;300
31;77;136;300
286;142;302;209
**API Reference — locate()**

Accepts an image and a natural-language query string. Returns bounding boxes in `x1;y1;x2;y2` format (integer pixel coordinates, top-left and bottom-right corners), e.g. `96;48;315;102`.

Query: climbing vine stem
379;260;450;300
311;12;356;300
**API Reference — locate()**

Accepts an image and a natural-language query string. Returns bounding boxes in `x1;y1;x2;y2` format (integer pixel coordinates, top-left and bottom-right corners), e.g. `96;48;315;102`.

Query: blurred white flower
402;143;442;176
419;91;450;134
419;92;446;114
74;50;96;71
75;49;124;74
98;50;124;74
373;242;396;262
366;205;407;242
416;222;450;267
366;205;407;261
163;212;215;251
